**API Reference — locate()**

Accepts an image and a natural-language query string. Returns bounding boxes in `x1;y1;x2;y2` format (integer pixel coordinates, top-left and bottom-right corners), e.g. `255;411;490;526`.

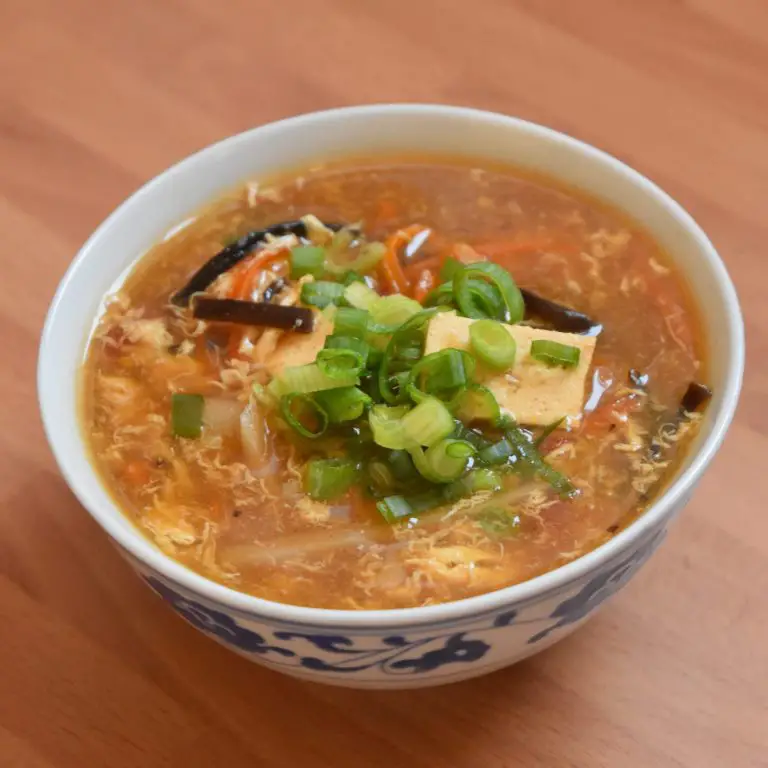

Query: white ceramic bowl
38;105;744;689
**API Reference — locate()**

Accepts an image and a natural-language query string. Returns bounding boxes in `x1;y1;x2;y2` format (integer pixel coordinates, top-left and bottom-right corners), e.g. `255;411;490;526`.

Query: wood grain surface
0;1;765;766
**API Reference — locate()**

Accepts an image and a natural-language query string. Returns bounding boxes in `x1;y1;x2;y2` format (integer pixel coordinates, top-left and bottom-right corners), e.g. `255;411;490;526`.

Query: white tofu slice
424;312;596;426
265;312;332;376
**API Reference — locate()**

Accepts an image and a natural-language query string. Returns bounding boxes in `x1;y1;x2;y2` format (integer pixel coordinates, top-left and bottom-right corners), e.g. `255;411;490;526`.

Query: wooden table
1;1;765;765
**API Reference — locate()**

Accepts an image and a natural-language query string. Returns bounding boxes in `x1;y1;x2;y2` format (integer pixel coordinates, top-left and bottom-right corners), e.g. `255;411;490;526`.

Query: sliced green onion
280;393;328;438
324;335;370;367
370;294;422;327
401;397;455;447
388;449;420;484
454;262;524;324
451;421;492;451
378;308;440;404
376;495;413;522
408;349;474;402
313;387;371;423
269;363;358;397
342;270;365;285
305;458;358;500
343;281;380;311
423;281;456;308
333;306;370;337
439;256;463;282
300;280;346;308
477;507;522;537
443;467;503;501
530;340;581;368
171;393;204;438
325;241;386;276
376;490;445;522
478;437;514;465
535;416;566;447
369;404;411;449
290;245;326;279
412;439;475;483
469;319;517;370
452;384;500;424
503;426;576;497
367;461;397;494
316;348;365;379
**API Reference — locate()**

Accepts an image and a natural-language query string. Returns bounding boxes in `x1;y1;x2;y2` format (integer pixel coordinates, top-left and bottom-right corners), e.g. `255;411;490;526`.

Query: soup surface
83;156;708;610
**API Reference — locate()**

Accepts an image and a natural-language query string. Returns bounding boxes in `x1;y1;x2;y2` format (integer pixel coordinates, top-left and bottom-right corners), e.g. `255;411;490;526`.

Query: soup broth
82;156;707;610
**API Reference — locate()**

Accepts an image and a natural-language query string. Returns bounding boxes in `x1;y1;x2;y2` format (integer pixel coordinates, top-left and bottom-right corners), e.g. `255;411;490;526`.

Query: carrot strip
377;225;425;294
404;255;440;282
227;248;288;358
413;269;436;303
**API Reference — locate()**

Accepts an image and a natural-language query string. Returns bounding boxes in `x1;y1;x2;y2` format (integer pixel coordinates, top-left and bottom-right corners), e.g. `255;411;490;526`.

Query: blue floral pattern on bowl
140;529;664;685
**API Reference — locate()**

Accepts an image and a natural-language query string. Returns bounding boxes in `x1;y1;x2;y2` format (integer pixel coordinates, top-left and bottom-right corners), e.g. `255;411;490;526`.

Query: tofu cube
265;312;332;376
424;312;596;426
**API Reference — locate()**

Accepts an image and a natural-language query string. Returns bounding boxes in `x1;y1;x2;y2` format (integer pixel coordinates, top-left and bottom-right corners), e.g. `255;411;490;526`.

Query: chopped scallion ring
469;319;517;370
530;339;581;368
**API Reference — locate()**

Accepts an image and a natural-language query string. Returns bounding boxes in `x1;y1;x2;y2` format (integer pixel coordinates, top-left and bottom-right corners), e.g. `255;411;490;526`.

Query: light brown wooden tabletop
0;1;765;766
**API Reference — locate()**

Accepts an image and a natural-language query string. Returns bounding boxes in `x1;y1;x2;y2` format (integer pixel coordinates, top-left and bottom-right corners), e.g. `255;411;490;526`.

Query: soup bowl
38;105;743;689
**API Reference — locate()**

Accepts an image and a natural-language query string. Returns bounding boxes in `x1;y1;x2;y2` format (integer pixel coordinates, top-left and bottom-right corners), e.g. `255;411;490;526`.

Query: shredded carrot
230;248;288;300
404;255;440;282
377;225;426;294
227;248;288;358
413;269;436;303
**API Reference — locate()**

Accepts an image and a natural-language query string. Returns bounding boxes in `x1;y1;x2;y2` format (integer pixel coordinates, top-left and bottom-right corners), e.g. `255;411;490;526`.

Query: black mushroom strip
172;219;346;306
646;381;712;462
680;381;712;414
192;297;314;333
521;289;601;335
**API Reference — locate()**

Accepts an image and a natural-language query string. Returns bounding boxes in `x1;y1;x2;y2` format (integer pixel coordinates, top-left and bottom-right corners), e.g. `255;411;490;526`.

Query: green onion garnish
401;397;455;448
313;387;371;423
316;348;365;379
376;490;446;522
171;393;204;438
269;363;358;397
476;507;522;537
410;438;476;483
439;256;463;282
300;280;346;308
324;335;371;367
333;306;370;337
369;404;411;450
367;460;397;494
408;349;474;402
503;426;576;498
478;437;514;465
454;262;524;324
469;319;517;370
376;495;414;522
280;393;329;438
452;384;501;424
377;308;440;404
444;467;503;501
305;458;359;500
324;241;386;276
535;416;566;447
530;340;581;368
290;245;326;279
343;281;380;311
370;294;422;328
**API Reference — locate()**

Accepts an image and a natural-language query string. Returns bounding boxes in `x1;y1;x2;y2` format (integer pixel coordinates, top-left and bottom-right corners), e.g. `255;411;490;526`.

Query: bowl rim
38;103;745;629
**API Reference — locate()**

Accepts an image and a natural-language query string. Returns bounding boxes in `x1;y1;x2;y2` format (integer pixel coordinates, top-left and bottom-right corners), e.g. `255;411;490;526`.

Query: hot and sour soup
83;157;709;610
